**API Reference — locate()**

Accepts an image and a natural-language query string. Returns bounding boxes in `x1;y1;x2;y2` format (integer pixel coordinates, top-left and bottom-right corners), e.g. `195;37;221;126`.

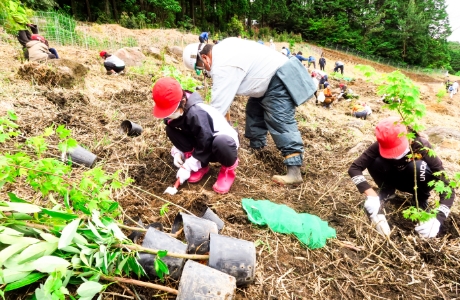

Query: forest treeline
2;0;460;73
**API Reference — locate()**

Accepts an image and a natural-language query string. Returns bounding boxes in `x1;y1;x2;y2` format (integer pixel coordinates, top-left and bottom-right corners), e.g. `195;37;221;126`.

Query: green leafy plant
159;203;170;216
154;250;169;281
435;88;447;103
154;65;200;91
354;65;440;223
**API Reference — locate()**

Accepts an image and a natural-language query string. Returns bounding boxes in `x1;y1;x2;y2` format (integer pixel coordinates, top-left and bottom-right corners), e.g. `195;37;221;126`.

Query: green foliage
402;206;438;223
227;15;244;36
159;203;169;216
436;88;447;103
154;250;169;281
155;65;200;91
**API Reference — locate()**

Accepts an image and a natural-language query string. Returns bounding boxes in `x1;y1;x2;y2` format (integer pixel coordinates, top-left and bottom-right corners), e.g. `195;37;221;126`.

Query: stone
114;47;146;67
423;127;460;145
168;46;183;57
164;54;178;65
145;47;162;60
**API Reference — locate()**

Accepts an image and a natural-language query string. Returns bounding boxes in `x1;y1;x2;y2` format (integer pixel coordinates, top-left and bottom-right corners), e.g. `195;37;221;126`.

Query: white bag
317;91;325;103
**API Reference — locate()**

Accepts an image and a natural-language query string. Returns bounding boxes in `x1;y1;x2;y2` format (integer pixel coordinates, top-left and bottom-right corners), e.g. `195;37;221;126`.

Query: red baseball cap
375;117;409;159
152;77;183;118
99;51;107;57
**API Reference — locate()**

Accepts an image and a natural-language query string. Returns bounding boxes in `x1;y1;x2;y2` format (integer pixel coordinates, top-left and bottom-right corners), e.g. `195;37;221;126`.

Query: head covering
31;34;46;43
99;51;107;57
375;117;409;159
152;77;183;118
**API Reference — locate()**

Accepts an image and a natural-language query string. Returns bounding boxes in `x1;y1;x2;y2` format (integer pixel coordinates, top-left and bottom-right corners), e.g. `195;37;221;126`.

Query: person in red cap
152;77;239;194
348;117;455;238
99;51;125;75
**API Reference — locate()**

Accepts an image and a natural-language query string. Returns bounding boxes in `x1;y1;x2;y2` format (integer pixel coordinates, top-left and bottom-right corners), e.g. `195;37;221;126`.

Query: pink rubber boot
188;166;210;183
212;159;238;194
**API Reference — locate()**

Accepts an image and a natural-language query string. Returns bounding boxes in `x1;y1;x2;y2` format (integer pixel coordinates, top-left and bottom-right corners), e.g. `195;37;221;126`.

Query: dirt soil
1;25;460;300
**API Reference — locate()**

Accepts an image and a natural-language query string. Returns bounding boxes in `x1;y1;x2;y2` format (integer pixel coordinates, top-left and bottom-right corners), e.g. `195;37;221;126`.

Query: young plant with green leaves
354;65;441;222
0;112;204;298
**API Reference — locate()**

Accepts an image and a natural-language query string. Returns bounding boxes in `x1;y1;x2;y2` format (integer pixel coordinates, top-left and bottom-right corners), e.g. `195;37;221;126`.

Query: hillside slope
1;25;460;299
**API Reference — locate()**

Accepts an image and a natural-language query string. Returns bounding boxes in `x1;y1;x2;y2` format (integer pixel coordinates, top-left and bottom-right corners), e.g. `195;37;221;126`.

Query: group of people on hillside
8;12;453;239
8;0;59;62
162;36;452;239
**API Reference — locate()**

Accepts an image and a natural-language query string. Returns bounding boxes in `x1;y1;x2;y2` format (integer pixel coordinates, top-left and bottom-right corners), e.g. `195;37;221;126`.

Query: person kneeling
99;51;125;75
348;117;455;238
152;77;239;194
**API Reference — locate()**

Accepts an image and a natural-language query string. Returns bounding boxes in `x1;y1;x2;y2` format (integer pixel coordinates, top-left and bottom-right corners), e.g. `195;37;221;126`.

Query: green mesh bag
242;198;336;249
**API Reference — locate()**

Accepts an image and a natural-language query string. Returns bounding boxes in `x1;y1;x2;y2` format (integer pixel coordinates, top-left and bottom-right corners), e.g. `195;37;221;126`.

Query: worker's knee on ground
211;135;238;167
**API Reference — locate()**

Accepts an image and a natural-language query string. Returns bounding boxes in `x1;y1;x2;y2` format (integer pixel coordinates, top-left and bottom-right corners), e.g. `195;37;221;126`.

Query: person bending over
100;51;125;75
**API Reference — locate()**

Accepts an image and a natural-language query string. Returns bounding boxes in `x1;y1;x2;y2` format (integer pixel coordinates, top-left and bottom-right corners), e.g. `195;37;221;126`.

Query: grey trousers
244;74;303;166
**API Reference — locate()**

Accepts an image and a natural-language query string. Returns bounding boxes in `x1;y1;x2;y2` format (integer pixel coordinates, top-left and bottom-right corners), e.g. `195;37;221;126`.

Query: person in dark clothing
348;117;455;238
319;56;326;71
334;61;344;74
152;77;239;194
199;32;209;43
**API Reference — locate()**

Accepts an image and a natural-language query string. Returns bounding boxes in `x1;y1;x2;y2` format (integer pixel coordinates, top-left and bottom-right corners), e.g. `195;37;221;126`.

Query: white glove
171;147;185;168
177;166;191;184
176;156;201;184
415;218;440;238
364;196;380;218
371;214;390;237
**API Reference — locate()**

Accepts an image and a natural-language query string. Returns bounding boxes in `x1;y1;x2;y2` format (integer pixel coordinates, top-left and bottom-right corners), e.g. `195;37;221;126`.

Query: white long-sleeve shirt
105;55;125;67
209;38;288;114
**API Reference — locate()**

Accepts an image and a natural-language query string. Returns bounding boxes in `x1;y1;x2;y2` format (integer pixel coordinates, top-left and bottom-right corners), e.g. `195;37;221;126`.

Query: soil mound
17;59;88;88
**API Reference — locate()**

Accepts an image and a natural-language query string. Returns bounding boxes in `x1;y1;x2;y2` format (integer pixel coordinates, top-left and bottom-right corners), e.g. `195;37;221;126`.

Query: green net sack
242;198;336;249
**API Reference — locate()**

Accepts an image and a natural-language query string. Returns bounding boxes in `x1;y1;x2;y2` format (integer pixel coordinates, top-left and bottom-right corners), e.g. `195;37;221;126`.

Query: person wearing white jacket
99;51;125;75
182;38;317;185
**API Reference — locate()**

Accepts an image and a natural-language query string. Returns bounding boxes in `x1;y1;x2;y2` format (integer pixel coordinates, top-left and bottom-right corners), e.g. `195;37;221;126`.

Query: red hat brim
152;101;181;119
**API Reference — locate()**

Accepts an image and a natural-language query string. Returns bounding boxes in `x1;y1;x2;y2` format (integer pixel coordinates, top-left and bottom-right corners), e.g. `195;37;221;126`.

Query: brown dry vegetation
1;24;460;299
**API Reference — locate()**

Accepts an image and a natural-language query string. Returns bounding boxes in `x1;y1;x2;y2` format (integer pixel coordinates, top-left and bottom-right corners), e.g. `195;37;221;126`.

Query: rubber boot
188;166;210;183
212;159;238;194
272;165;303;185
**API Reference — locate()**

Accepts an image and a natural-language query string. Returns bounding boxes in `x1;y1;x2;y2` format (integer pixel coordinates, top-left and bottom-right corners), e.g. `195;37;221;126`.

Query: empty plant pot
172;212;218;255
208;233;256;286
200;207;225;232
65;145;97;168
177;260;236;300
119;120;143;137
137;227;187;280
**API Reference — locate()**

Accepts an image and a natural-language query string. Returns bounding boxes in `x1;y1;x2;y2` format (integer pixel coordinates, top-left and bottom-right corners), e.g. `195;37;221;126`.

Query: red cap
152;77;183;118
31;34;46;43
99;51;107;57
375;117;409;159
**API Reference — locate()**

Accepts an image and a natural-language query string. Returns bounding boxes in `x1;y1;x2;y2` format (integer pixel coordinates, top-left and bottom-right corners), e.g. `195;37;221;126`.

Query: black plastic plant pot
177;260;236;300
66;145;97;168
119;120;143;137
208;233;256;286
172;212;218;255
200;207;225;232
137;227;187;280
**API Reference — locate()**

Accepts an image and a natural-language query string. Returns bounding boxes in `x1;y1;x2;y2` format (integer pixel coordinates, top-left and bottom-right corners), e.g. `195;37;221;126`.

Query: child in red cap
152;77;239;194
348;117;455;238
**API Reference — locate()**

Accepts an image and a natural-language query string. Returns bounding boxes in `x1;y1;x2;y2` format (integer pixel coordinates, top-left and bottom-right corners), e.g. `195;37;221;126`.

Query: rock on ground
114;47;146;67
17;59;88;88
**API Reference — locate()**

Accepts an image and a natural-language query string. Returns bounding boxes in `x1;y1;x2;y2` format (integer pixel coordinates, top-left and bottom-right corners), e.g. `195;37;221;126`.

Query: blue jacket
295;55;308;62
200;32;209;40
308;56;315;62
283;48;291;56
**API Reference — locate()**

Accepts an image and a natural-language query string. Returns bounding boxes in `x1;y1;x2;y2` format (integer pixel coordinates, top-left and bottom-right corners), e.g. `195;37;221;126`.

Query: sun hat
375;117;409;159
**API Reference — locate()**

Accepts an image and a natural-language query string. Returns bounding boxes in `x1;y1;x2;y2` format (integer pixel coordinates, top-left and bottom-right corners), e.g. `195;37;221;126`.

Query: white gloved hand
415;218;441;238
371;214;390;237
364;196;380;218
173;152;184;168
171;146;185;168
177;166;191;184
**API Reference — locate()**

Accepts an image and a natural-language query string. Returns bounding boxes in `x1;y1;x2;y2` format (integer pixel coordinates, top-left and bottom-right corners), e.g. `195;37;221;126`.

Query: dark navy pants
244;74;304;166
